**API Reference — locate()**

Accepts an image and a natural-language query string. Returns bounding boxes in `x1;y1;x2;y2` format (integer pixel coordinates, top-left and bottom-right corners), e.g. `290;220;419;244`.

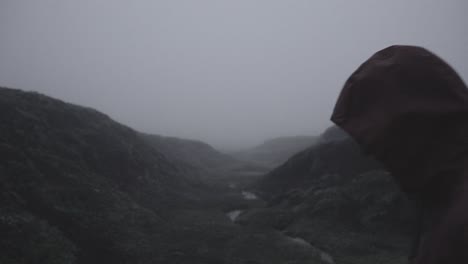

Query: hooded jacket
331;45;468;263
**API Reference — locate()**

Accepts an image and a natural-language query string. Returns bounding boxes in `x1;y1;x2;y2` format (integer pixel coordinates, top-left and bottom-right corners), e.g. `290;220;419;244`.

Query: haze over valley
1;0;467;150
1;1;467;264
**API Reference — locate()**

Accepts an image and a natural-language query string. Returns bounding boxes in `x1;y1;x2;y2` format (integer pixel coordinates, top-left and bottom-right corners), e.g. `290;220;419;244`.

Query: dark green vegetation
0;87;331;264
231;136;319;169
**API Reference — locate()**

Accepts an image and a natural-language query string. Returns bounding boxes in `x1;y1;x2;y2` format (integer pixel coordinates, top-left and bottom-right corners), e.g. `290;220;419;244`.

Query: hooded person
330;45;468;263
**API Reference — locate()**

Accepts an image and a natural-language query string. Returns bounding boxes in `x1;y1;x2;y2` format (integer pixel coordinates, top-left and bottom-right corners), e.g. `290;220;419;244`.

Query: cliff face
0;87;200;263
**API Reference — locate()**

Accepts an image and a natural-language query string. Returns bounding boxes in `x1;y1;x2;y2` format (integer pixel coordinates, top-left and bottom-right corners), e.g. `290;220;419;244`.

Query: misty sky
1;1;467;150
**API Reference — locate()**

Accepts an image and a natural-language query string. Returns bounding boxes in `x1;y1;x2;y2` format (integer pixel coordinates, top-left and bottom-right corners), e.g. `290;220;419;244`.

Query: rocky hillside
0;87;212;263
232;136;318;168
248;127;414;264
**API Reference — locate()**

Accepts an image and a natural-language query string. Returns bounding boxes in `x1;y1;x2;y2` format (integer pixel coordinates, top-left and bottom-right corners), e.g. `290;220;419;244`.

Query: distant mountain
142;134;270;188
317;125;349;144
231;136;319;168
0;87;209;263
246;127;413;263
142;134;243;172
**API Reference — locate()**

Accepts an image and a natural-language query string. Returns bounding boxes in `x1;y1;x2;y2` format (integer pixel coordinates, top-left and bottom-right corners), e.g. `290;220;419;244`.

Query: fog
1;0;467;150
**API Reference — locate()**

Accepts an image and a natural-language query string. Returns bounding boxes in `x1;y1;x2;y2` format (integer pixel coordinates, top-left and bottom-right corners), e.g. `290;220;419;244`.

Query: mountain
143;134;238;170
0;87;214;263
246;127;414;264
0;86;412;263
231;136;319;168
317;125;349;144
0;87;330;264
142;134;270;189
256;127;379;196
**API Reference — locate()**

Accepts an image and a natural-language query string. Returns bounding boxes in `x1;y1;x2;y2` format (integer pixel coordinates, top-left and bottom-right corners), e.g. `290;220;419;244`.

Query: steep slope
232;135;318;168
0;87;202;263
249;127;413;264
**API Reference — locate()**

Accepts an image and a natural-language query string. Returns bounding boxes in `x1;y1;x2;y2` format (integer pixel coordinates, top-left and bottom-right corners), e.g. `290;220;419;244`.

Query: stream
225;190;335;264
225;190;258;221
286;236;335;264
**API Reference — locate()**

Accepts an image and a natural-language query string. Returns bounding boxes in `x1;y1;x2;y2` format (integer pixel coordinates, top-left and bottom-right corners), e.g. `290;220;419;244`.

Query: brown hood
331;45;468;196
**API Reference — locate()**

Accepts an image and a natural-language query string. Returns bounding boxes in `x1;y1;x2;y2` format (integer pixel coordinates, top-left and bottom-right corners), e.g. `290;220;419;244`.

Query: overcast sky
1;1;467;150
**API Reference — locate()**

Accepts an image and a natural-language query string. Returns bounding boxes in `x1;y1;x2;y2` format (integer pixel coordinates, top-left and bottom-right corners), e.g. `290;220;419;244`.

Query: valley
1;87;411;264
